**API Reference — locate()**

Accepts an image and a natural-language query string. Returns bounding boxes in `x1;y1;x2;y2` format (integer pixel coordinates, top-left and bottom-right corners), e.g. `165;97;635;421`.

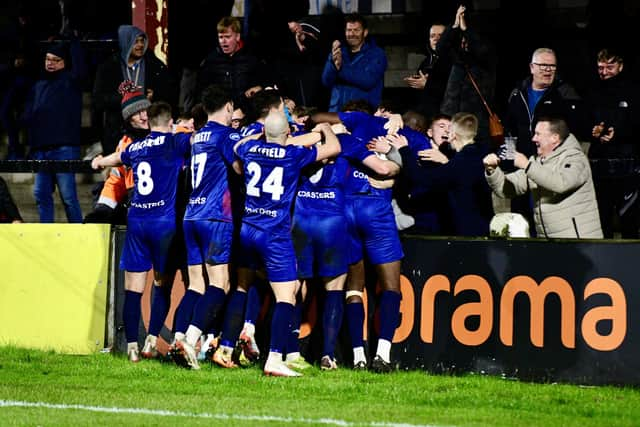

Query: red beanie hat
119;80;151;120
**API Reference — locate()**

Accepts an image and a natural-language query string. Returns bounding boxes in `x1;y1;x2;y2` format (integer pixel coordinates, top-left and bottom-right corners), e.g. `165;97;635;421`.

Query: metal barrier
0;160;99;174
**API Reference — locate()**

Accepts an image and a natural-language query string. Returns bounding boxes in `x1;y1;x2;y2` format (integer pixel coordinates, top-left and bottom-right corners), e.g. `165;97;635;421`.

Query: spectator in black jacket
505;47;586;157
438;5;497;147
195;17;265;113
585;48;640;238
503;47;587;231
404;23;451;121
396;112;493;237
22;39;86;223
92;24;176;155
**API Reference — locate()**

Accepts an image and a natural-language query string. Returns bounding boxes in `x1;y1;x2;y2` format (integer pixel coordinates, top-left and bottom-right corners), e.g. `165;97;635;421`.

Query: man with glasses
503;47;586;232
23;39;86;223
505;47;585;157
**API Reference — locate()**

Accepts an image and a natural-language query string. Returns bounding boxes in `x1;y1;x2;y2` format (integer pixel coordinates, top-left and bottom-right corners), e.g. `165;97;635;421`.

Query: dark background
1;0;638;115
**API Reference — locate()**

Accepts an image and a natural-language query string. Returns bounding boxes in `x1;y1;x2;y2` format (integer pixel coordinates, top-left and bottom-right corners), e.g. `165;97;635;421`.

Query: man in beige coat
483;117;603;238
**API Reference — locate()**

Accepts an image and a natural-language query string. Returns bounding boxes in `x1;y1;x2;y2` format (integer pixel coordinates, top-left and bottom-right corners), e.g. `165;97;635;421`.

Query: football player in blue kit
234;111;341;376
168;85;243;370
311;105;420;372
92;102;192;363
224;90;322;367
221;89;288;367
292;127;371;370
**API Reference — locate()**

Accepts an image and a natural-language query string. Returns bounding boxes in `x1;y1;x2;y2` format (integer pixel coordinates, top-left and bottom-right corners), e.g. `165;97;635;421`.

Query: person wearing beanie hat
22;37;87;223
119;80;152;120
44;42;69;71
91;101;193;364
84;80;151;225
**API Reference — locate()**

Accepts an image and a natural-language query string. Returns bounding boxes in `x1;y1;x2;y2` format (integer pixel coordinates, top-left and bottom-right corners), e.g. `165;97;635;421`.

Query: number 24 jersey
236;138;317;231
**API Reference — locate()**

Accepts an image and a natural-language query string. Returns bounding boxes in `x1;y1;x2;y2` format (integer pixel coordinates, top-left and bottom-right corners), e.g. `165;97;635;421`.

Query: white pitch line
0;400;447;427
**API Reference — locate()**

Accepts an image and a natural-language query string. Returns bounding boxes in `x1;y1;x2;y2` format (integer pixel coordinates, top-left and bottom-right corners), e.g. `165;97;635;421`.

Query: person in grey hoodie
92;25;176;154
483;116;603;239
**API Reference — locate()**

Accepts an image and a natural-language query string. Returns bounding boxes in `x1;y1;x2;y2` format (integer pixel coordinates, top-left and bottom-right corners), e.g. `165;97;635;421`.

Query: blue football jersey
339;111;386;143
120;131;191;219
339;111;431;154
295;133;365;215
295;158;347;216
338;111;429;197
236;138;317;231
185;121;241;222
241;121;264;137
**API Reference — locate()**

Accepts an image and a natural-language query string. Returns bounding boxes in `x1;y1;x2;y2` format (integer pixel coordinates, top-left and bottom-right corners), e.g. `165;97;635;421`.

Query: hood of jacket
543;132;582;162
118;25;148;65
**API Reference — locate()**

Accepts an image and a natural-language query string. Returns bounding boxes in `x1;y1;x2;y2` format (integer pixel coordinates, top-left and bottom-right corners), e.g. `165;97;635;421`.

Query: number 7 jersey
236;138;317;231
185;121;241;222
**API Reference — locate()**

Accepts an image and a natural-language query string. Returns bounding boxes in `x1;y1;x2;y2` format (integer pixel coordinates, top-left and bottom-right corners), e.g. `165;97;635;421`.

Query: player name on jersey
128;135;167;152
192;132;211;143
248;145;286;159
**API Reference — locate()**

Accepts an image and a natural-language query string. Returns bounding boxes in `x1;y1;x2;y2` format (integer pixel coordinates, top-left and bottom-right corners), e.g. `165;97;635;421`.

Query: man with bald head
234;111;340;376
264;110;290;141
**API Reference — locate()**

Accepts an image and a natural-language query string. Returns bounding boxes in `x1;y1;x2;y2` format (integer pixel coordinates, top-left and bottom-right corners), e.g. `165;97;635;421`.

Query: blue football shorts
292;211;348;279
120;217;176;274
345;195;404;265
239;222;298;282
184;219;233;266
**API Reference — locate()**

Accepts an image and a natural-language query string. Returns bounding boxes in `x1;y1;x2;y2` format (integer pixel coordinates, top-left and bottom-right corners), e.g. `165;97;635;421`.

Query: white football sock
376;339;391;363
185;325;202;347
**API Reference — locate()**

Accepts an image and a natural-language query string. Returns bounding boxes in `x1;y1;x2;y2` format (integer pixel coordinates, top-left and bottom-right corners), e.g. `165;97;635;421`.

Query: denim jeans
32;145;83;223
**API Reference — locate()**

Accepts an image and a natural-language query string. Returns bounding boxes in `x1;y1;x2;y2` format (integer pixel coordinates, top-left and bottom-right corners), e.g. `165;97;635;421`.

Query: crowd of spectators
1;2;639;239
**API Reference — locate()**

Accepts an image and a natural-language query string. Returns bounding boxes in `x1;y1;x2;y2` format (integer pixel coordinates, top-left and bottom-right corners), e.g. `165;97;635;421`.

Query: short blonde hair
451;112;478;145
217;16;241;34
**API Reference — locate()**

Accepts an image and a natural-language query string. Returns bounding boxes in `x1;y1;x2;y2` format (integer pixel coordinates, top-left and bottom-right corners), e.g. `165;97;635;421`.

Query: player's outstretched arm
309;112;341;127
91;152;123;169
233;132;262;154
286;131;322;147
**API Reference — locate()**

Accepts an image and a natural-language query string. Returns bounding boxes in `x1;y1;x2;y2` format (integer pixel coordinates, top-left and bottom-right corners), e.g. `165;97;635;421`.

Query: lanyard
126;63;141;88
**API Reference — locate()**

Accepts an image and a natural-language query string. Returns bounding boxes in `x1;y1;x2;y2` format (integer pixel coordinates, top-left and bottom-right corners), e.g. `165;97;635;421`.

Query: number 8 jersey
120;131;191;220
236;138;317;231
